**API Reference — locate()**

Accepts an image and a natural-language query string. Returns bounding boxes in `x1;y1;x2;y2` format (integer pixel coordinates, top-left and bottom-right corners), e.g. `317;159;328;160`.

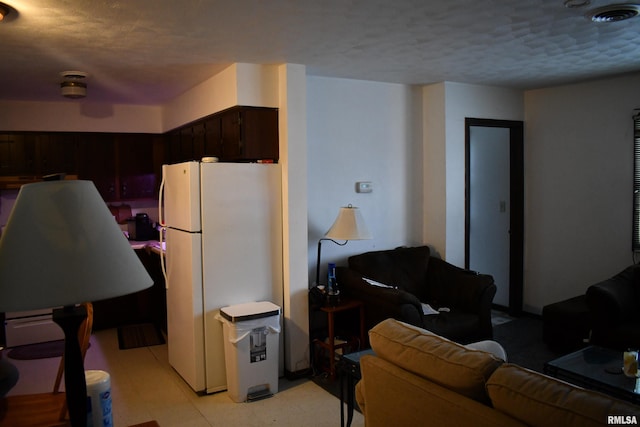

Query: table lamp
0;180;153;427
315;204;372;288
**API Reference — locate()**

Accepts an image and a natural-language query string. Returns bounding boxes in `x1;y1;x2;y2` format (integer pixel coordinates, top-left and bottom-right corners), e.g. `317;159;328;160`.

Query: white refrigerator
159;161;283;394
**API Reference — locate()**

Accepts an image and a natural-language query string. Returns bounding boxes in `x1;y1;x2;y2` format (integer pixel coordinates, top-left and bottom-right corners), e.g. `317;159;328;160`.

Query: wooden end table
313;299;365;378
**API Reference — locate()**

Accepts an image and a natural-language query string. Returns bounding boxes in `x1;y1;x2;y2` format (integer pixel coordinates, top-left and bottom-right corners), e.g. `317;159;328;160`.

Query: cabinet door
167;130;182;164
241;108;279;161
78;134;117;200
0;133;36;176
178;127;194;162
166;127;194;164
193;117;221;160
219;107;279;162
220;110;242;160
117;134;157;200
192;122;206;161
38;133;79;176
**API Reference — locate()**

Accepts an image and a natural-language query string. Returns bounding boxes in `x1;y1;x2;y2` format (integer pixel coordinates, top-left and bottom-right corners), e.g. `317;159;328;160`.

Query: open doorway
465;118;523;316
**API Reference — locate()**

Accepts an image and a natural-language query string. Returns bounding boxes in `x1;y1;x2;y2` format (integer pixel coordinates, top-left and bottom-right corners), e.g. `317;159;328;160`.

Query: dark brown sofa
336;246;496;344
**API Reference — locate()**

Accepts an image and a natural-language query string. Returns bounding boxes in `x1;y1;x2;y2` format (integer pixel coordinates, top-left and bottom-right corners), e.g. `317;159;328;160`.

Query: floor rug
117;323;165;350
7;340;65;360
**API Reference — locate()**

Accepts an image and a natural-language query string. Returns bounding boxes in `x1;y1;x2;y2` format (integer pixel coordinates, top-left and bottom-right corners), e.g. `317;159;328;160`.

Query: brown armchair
336;246;496;344
586;264;640;350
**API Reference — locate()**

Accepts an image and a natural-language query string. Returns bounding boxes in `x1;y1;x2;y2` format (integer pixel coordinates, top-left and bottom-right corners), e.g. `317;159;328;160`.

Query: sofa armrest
586;265;640;325
337;266;424;330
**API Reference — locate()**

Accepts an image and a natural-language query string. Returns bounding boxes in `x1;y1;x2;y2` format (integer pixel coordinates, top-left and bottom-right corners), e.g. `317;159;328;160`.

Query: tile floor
6;329;364;427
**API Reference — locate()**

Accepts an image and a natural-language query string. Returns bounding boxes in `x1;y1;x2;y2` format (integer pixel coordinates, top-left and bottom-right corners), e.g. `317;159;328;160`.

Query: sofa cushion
368;318;503;404
486;364;640;427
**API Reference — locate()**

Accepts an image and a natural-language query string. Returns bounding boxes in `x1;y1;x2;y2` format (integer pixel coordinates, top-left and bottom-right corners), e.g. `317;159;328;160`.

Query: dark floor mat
7;340;65;360
117;323;165;350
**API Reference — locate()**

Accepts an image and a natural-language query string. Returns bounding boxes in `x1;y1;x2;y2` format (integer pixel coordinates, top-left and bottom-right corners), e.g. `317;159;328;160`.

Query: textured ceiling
1;0;640;105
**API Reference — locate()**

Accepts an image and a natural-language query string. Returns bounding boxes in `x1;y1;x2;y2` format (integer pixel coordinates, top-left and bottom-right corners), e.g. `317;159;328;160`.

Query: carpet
492;315;566;373
117;323;165;350
7;340;65;360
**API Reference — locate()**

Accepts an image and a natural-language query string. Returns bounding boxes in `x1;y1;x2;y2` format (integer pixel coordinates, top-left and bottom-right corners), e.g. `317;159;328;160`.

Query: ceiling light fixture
587;3;640;22
0;2;11;21
60;71;88;99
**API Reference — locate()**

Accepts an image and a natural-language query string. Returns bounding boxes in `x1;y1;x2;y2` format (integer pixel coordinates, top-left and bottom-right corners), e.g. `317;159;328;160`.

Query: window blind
633;112;640;250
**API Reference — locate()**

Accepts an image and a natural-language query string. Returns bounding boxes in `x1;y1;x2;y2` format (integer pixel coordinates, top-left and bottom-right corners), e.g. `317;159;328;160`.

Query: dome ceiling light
60;71;88;99
0;2;16;22
0;3;8;20
586;3;640;22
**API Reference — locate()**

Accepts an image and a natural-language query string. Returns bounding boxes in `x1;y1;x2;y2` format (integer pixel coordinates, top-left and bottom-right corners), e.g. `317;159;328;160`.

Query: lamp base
52;305;88;427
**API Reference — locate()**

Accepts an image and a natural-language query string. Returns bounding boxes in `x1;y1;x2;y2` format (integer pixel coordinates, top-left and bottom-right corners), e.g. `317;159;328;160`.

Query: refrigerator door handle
159;168;169;289
158;165;166;228
160;228;168;289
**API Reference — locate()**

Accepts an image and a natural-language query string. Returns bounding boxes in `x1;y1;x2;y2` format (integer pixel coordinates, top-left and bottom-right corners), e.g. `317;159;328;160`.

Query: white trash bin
85;370;113;427
217;301;281;403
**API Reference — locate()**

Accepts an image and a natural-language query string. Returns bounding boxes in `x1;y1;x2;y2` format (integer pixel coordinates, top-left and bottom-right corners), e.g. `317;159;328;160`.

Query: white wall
523;73;640;313
0;100;162;133
422;84;447;255
423;82;524;266
0;63;281;134
277;64;310;373
306;76;424;284
162;63;280;132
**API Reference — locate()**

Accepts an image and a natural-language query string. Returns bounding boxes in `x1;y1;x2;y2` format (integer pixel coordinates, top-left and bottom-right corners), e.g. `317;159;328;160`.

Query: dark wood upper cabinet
220;109;243;160
39;133;80;176
0;105;278;197
77;134;116;200
0;133;36;176
166;106;279;164
75;133;162;201
192;118;221;160
0;132;160;201
220;106;278;162
116;134;157;200
237;107;279;161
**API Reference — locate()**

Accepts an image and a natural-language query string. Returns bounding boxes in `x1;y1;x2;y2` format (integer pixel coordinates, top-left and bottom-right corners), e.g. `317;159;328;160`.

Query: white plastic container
217;301;281;402
85;370;113;427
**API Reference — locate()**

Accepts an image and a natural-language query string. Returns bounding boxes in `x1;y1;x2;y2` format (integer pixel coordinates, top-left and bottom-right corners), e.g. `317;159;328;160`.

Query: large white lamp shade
324;205;372;241
0;180;153;311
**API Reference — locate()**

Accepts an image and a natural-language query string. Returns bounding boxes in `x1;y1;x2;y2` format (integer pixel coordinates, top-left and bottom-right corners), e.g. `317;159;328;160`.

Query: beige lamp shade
0;180;153;311
324;205;372;241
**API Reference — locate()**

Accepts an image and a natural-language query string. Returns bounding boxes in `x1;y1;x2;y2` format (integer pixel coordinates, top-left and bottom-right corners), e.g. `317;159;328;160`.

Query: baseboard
285;368;312;380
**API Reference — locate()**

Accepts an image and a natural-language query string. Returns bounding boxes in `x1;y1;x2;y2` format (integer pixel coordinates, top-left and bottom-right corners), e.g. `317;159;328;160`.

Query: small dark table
544;345;640;405
339;348;375;427
313;299;366;379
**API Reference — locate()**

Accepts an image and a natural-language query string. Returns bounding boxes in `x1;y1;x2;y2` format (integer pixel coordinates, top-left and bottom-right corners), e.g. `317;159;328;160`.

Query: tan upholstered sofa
356;319;640;427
